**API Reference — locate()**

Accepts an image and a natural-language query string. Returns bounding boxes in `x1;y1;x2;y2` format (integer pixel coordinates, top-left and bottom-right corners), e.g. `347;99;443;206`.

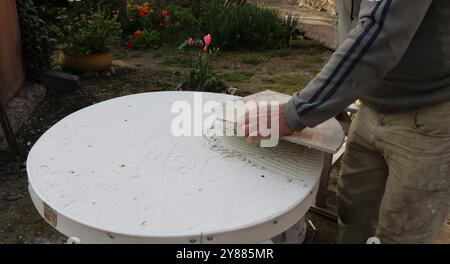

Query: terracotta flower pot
58;50;112;72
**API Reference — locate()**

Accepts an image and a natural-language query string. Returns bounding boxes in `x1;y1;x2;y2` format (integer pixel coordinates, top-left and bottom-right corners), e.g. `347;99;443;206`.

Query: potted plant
53;8;122;72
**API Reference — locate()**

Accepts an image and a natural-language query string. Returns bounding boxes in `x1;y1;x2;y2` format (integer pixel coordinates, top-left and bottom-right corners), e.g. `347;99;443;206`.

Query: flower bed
125;0;199;49
125;0;301;51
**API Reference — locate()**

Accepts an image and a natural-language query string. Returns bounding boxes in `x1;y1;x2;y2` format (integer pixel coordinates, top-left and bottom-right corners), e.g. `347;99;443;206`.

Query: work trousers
338;101;450;243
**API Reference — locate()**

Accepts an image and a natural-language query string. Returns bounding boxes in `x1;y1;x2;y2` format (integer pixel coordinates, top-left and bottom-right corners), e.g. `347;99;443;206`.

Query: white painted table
27;92;323;244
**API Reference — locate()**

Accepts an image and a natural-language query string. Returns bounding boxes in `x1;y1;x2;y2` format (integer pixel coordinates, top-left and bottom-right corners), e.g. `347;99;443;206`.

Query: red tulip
198;40;205;47
127;40;133;49
159;21;165;27
138;6;150;17
204;34;212;46
188;37;195;47
161;9;169;17
133;30;142;37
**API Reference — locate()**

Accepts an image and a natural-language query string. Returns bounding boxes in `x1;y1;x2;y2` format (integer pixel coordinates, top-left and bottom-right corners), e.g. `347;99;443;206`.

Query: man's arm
283;0;433;131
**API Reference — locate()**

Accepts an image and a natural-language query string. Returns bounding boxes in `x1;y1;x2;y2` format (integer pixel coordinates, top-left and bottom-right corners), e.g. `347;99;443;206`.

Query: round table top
27;92;323;243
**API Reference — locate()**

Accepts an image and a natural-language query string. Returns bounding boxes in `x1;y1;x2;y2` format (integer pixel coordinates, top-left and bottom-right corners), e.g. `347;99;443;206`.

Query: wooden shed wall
0;0;25;104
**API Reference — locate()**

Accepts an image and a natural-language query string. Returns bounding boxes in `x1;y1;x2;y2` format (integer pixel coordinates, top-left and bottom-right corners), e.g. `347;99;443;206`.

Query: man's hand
239;103;295;144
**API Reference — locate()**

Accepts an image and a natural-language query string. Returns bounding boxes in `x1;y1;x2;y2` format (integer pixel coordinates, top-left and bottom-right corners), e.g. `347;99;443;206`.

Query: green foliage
188;53;210;91
165;5;199;39
79;0;128;31
283;13;303;41
201;1;300;50
133;30;161;49
52;8;122;56
17;0;54;82
160;0;212;18
75;0;127;14
185;53;226;93
125;1;200;47
180;34;225;93
33;0;69;24
33;0;127;31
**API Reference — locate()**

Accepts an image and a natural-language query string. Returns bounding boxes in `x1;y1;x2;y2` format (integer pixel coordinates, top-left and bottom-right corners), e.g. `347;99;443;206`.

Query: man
243;0;450;243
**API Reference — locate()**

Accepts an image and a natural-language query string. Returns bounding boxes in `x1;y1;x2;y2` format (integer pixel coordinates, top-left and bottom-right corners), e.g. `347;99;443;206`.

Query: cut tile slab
243;90;345;153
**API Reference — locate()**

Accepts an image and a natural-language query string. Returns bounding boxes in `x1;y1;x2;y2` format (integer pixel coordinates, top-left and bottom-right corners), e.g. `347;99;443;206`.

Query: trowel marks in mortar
204;134;322;188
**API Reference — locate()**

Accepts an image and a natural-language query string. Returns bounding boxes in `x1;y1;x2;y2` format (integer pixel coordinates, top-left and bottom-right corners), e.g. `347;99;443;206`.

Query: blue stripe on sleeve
295;0;384;110
299;0;393;116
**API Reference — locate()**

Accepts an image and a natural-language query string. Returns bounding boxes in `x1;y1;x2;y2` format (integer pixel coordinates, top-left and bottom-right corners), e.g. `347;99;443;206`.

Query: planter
58;50;112;72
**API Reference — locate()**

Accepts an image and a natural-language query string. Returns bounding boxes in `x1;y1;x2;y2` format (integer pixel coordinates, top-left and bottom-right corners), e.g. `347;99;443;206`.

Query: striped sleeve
283;0;433;131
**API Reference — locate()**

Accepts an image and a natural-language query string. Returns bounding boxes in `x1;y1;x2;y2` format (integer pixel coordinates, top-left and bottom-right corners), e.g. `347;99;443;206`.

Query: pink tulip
203;46;208;53
198;40;205;47
204;34;212;46
188;37;195;47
